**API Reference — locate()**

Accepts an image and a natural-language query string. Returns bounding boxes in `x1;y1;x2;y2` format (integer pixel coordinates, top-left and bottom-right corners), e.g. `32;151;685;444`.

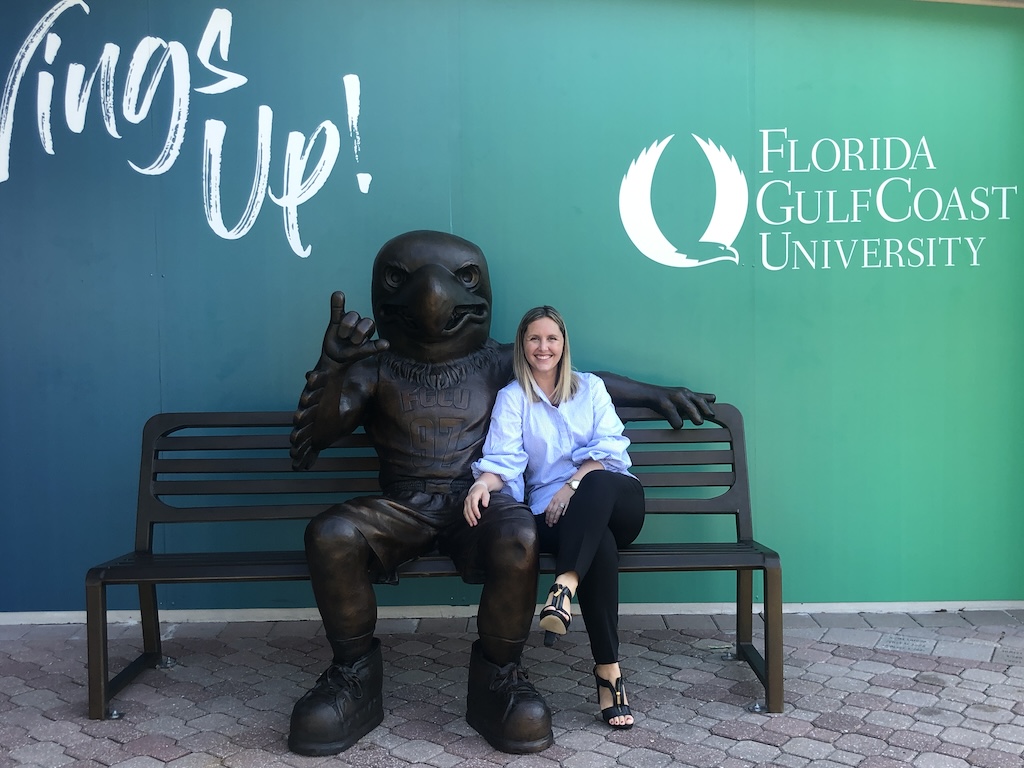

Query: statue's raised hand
319;291;390;368
291;292;389;470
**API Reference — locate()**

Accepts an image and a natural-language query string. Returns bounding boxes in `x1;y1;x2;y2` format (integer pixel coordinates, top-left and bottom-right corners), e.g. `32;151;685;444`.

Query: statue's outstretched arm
291;291;387;470
595;370;716;429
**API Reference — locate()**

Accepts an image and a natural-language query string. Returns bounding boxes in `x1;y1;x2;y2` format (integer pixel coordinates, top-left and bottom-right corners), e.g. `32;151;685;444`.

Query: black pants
534;470;645;664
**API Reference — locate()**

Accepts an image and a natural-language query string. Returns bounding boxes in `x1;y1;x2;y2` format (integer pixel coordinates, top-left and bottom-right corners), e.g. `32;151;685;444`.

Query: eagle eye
456;265;480;289
383;266;407;290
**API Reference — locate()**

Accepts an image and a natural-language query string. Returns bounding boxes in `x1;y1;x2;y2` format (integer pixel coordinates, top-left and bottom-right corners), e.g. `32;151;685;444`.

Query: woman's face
523;317;564;377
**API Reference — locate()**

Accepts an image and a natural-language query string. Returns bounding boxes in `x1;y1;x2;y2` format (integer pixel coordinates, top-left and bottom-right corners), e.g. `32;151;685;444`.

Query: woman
463;306;645;729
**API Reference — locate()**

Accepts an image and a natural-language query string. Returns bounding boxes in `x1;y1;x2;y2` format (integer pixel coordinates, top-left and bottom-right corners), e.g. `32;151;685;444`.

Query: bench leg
85;573;110;720
139;583;162;657
735;567;785;713
736;569;753;648
85;579;167;719
762;564;784;713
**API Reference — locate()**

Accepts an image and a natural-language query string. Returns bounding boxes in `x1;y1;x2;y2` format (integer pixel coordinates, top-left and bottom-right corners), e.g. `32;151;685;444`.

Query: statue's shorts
334;485;535;585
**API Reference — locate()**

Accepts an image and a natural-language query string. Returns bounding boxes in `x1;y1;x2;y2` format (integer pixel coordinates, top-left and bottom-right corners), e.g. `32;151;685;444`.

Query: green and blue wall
2;0;1022;613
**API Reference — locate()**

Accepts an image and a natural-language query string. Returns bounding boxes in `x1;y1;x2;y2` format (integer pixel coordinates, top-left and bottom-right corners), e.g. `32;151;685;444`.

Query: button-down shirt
472;372;635;516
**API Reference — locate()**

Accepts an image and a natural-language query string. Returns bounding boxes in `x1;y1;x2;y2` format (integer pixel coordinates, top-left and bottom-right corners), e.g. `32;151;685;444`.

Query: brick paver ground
1;609;1022;767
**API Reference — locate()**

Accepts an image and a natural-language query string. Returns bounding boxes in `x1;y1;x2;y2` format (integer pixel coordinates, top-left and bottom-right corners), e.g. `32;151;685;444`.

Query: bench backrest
135;403;752;551
617;403;752;539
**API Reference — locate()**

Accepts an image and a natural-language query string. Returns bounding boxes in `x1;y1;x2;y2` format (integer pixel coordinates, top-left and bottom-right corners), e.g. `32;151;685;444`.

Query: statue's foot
466;640;553;753
288;638;384;756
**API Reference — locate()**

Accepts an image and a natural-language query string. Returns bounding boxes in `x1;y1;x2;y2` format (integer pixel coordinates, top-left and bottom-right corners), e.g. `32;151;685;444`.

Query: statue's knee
485;517;538;573
305;508;367;560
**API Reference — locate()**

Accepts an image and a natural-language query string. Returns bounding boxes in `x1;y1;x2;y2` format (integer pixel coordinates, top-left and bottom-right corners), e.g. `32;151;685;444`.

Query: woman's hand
544;460;604;526
544;487;575;527
464;475;497;526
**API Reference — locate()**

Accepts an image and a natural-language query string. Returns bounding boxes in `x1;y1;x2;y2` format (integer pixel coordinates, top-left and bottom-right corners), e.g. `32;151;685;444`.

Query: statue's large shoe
466;640;553;753
288;638;384;756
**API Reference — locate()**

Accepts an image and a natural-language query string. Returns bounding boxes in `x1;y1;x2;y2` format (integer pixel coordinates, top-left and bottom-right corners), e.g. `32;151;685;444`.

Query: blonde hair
512;306;579;404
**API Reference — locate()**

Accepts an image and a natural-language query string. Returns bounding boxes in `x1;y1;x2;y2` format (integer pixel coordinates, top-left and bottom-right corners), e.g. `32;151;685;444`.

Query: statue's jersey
363;341;513;489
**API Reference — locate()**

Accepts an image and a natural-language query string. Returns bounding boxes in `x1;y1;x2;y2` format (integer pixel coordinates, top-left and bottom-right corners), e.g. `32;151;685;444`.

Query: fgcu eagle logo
619;134;748;268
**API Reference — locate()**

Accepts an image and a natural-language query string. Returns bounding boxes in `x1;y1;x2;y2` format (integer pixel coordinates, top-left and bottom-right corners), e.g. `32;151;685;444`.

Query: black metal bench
85;402;783;720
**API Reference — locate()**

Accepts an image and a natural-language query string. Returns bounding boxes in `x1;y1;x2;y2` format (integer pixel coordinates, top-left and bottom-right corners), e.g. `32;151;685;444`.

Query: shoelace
489;661;538;719
317;663;364;700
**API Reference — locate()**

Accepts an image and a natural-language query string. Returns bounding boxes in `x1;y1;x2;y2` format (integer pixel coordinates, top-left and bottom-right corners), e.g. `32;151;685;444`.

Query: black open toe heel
594;668;633;730
538;583;572;634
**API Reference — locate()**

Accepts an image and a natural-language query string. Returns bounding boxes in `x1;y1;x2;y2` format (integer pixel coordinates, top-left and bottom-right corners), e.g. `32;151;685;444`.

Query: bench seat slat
87;551;311;584
86;542;780;585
